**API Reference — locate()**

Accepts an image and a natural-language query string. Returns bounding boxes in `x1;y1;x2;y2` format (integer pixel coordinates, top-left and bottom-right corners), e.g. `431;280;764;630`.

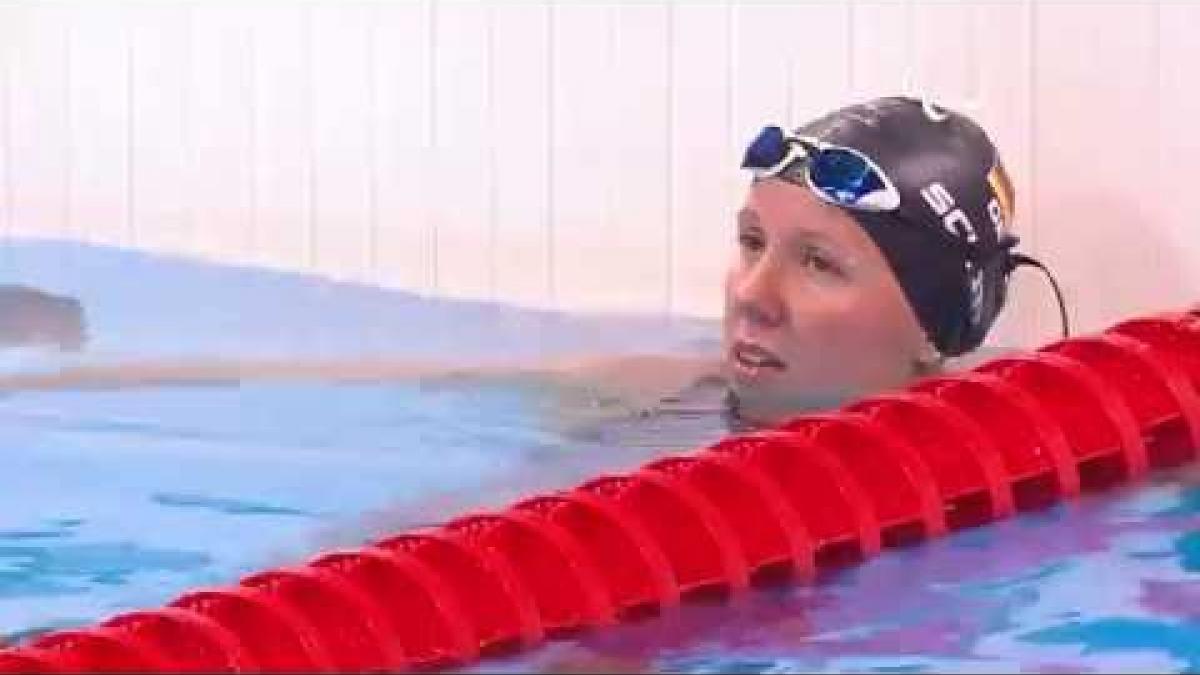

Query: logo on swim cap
920;181;980;245
986;161;1015;231
921;99;950;122
965;260;986;326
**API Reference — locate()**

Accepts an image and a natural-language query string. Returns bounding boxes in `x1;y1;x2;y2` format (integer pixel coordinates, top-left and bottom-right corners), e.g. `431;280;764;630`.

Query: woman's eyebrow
788;226;861;264
787;224;840;248
738;208;855;258
736;208;761;229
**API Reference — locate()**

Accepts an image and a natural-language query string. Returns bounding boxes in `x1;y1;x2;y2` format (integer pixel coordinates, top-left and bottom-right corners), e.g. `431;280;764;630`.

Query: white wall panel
129;4;190;254
0;3;11;252
0;1;1195;350
967;1;1038;347
850;1;911;100
189;4;254;263
429;1;492;302
67;5;130;248
1155;2;1200;313
247;3;311;270
549;3;616;312
309;2;373;283
9;4;71;241
371;0;434;294
492;2;553;309
670;2;734;318
1033;2;1161;335
607;3;672;315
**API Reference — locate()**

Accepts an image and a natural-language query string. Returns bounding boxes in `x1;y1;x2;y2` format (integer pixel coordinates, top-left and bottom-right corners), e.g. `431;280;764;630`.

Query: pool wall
1;3;1198;349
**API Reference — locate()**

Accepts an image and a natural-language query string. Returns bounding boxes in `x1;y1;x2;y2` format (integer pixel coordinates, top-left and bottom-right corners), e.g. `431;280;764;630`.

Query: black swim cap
767;96;1023;356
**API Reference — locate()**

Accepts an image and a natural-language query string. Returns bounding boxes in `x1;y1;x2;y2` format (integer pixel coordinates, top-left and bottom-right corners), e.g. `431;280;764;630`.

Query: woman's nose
732;256;786;328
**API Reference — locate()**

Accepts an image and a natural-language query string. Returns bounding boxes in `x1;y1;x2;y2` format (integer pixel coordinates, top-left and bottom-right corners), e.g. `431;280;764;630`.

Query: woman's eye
802;248;843;277
738;233;764;253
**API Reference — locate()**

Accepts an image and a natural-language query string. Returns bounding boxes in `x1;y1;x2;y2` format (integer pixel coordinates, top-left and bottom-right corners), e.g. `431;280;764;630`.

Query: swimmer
571;96;1067;427
0;97;1066;430
0;285;87;351
714;96;1067;425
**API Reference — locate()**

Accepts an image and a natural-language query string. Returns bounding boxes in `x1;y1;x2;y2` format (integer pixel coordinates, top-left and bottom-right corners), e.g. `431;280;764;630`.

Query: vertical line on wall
784;8;796;125
1026;0;1042;341
604;7;615;252
367;5;379;281
966;1;983;109
903;0;915;97
246;18;258;264
126;24;136;247
181;5;195;256
725;1;735;153
486;3;498;303
846;0;856;98
1;48;11;248
1152;0;1165;294
427;0;439;293
664;0;675;317
63;14;74;242
545;1;557;311
303;4;316;270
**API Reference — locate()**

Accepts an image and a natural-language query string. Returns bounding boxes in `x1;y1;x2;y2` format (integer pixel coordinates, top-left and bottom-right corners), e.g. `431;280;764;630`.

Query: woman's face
723;178;932;425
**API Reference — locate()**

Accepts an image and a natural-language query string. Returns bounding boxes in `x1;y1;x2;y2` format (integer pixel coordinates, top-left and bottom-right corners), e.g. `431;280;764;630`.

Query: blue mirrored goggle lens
741;125;789;170
807;147;885;206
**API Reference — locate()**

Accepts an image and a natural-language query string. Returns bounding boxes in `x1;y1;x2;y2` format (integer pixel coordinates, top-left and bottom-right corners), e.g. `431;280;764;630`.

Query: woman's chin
728;379;852;427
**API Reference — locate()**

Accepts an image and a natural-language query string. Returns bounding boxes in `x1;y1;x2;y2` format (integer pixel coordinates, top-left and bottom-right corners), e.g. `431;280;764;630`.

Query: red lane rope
5;308;1200;673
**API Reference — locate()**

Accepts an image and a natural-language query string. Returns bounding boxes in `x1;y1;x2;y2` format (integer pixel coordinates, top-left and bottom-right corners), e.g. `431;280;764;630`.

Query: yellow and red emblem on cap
986;159;1016;230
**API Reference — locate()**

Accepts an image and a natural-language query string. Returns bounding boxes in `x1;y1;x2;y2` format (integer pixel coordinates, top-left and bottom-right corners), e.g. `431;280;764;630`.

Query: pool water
482;464;1200;674
0;374;729;643
0;240;726;645
1;240;1197;672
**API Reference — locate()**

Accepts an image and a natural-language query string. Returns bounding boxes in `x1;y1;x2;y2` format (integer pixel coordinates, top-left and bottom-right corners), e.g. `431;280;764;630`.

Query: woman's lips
730;341;786;378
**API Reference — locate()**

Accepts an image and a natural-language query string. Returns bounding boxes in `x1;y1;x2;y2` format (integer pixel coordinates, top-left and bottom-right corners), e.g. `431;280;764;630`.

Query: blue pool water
0;375;727;642
1;240;1197;672
484;464;1200;673
0;239;724;641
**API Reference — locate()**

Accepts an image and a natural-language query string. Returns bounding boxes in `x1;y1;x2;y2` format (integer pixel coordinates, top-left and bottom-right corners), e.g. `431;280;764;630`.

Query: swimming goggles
741;125;901;212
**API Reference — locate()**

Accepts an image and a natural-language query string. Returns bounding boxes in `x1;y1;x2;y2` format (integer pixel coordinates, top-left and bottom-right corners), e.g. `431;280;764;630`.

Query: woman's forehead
740;179;872;248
